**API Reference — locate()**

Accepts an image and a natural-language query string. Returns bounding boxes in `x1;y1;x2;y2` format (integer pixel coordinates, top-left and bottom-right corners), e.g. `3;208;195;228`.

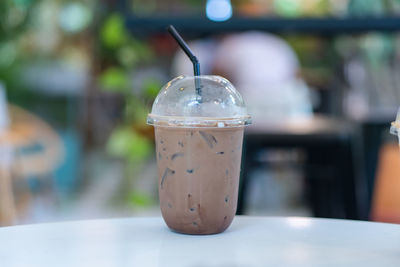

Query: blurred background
1;0;400;226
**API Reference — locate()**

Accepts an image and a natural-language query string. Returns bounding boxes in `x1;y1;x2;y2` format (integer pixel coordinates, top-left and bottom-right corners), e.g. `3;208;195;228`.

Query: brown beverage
147;75;250;234
155;126;244;234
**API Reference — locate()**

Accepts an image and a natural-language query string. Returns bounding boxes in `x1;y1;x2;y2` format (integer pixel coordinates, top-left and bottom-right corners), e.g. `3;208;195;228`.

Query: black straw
167;25;201;77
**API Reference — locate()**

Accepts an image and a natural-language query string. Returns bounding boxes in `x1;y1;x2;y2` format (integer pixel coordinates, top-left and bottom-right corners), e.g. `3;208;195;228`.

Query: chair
237;115;368;220
0;105;64;226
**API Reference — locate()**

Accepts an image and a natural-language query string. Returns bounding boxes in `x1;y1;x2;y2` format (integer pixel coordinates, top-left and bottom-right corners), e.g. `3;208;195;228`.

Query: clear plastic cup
147;75;251;234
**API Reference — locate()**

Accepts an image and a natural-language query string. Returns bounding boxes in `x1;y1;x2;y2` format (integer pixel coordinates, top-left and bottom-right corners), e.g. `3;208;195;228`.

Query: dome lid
147;75;251;127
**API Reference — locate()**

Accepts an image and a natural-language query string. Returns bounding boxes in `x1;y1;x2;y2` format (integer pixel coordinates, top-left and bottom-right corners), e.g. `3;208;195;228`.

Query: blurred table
0;216;399;266
239;115;367;219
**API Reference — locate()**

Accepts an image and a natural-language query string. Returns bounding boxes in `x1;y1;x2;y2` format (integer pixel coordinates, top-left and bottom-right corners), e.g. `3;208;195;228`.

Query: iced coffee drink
155;126;243;234
148;75;250;235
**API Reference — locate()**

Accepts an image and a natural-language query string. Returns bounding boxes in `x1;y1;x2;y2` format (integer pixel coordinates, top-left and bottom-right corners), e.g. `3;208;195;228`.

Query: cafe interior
1;0;400;227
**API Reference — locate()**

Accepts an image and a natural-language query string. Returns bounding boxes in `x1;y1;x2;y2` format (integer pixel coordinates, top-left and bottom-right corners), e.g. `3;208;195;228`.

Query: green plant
99;13;161;208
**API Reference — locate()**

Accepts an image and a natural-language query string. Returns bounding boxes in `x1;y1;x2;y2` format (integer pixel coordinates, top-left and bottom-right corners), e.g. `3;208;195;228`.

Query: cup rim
147;114;251;128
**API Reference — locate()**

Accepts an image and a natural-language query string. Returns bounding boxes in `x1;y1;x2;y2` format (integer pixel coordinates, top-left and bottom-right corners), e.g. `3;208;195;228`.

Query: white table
0;216;399;266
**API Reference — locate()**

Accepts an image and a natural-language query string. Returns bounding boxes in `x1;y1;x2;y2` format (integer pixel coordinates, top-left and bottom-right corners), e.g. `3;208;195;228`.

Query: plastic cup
147;75;251;234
